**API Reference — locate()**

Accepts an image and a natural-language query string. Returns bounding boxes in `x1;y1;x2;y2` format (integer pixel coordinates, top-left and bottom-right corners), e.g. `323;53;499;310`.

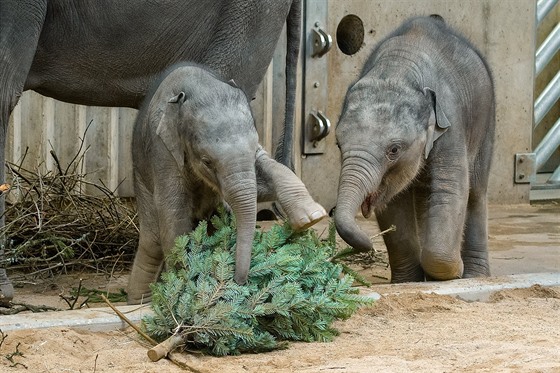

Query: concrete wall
297;0;536;212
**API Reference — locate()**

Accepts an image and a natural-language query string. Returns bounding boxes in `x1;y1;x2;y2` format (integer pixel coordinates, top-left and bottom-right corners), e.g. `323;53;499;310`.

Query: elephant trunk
334;157;380;252
222;169;257;285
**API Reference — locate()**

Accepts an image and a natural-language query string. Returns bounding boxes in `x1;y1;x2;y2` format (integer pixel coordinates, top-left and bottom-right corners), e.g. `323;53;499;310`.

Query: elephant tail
275;0;301;171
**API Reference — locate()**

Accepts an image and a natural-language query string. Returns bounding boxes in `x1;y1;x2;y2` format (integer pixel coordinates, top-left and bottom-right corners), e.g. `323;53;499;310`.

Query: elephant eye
201;156;213;169
386;143;402;161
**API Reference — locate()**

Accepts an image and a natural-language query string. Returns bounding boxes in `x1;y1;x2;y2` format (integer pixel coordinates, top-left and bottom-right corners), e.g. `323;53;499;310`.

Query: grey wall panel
299;0;536;211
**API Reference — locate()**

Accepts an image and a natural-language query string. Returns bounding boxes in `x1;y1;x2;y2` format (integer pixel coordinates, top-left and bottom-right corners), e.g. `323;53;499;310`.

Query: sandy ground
0;203;559;372
0;286;559;372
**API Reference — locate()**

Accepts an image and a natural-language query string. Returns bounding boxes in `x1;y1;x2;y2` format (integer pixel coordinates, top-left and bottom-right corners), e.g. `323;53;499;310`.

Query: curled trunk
334;189;372;252
334;159;379;252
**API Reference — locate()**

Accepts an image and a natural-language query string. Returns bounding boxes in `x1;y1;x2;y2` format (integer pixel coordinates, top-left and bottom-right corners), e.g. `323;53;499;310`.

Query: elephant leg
0;130;12;305
462;140;493;277
0;1;48;305
462;189;491;277
127;223;163;305
0;116;12;305
127;178;162;304
256;146;326;230
127;214;192;305
420;161;469;280
127;178;193;304
375;188;424;282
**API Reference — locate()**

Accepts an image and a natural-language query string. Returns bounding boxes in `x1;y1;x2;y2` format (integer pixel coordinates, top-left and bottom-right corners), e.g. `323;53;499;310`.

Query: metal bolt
314;82;320;88
315;22;320;27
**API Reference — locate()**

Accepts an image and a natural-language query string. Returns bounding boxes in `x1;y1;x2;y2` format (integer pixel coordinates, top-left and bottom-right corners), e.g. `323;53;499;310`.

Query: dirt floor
0;203;559;372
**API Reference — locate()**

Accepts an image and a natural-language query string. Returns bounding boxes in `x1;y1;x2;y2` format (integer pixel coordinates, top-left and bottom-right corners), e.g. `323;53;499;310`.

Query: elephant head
334;77;451;252
154;65;259;284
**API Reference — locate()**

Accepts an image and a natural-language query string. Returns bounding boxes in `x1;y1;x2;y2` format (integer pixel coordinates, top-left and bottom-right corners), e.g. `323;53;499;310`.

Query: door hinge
514;153;536;184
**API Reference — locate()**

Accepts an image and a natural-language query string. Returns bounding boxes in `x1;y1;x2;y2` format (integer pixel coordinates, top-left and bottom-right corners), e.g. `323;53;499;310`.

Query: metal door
528;0;560;201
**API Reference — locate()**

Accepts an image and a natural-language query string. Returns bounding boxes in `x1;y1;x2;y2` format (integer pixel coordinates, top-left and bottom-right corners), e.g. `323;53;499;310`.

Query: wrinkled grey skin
334;16;495;282
0;0;326;304
131;65;260;304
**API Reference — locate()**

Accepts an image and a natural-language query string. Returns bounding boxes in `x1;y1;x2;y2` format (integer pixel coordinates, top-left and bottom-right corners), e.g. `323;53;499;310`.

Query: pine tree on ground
143;209;373;357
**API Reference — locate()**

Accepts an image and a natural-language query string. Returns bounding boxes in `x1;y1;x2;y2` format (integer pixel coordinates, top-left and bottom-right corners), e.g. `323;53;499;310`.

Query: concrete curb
0;304;152;332
0;272;558;332
365;272;560;301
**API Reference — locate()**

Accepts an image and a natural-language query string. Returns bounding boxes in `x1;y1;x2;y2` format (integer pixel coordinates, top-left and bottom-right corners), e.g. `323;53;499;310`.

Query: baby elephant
129;64;325;304
334;16;495;282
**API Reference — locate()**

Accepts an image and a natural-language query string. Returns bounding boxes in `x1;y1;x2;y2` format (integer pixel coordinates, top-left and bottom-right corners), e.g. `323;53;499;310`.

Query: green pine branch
143;208;374;356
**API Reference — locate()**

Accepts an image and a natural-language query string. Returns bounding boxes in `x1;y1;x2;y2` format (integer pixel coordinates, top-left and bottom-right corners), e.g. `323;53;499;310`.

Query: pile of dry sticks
0;141;138;283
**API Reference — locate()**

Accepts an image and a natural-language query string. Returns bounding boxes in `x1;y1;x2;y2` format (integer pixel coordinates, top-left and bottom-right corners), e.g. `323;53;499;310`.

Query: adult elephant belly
24;0;292;109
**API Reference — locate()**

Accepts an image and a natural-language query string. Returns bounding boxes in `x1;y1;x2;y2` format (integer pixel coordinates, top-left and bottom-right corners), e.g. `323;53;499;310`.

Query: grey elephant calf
334;16;495;282
130;64;325;304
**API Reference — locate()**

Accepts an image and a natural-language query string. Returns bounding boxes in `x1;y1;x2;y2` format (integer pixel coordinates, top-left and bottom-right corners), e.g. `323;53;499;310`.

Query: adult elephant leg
0;125;11;305
0;121;12;305
375;188;425;282
0;1;48;304
461;189;490;277
255;146;326;230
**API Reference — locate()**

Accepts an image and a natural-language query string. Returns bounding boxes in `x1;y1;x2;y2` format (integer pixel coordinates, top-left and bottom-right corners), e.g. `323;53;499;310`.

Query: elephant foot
127;265;157;305
255;146;327;230
462;258;491;278
389;265;425;283
276;190;327;231
462;266;491;278
127;287;152;305
421;251;464;281
290;204;326;231
0;273;14;306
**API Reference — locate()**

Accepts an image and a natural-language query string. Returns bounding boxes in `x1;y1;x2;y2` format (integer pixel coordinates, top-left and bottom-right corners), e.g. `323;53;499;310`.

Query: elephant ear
423;87;451;159
156;92;186;169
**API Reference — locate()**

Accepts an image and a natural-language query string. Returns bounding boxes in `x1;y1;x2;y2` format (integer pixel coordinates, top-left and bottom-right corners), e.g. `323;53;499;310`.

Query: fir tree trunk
147;334;184;362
